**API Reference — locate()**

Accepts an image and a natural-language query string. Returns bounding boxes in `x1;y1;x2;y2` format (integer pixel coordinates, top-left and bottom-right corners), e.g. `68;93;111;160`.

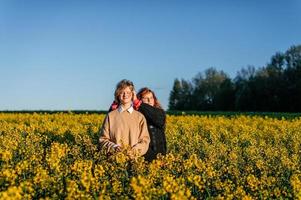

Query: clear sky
1;0;301;110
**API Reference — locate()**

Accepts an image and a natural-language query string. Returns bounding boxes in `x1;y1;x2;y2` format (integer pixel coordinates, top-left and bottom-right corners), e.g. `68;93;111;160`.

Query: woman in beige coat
99;79;150;157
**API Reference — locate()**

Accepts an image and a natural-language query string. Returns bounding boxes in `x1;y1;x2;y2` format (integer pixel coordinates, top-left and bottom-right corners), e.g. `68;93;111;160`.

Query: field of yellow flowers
1;113;301;199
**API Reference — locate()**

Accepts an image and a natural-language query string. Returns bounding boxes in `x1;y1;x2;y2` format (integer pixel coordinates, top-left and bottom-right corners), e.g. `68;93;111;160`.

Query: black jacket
138;103;167;162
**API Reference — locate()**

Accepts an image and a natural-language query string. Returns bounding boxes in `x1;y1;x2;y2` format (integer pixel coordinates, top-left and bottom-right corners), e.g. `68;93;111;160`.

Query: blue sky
1;0;301;110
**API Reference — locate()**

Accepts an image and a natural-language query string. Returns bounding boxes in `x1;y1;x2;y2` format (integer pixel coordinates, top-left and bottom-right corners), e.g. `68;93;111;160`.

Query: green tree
216;78;236;111
192;67;229;110
283;45;301;111
168;78;181;110
234;66;257;111
168;79;193;110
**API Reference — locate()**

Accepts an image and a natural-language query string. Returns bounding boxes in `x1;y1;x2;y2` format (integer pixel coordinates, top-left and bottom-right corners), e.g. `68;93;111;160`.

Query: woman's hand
113;144;122;152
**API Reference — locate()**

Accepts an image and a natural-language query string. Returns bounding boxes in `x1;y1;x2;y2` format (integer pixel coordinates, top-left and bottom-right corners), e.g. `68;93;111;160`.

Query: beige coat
99;107;150;156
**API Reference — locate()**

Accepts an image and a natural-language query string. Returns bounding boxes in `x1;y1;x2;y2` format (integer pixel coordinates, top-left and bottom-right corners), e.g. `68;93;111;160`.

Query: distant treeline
169;45;301;112
0;110;108;114
1;110;301;119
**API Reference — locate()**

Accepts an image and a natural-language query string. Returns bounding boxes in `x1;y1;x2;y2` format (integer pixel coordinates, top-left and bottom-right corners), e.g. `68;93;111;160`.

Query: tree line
168;45;301;112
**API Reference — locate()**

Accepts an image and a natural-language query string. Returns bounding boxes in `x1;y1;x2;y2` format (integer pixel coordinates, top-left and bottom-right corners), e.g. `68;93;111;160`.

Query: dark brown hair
137;87;162;109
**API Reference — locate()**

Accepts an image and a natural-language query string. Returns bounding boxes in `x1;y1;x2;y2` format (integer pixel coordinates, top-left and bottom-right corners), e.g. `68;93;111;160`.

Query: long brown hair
114;79;135;104
137;87;163;109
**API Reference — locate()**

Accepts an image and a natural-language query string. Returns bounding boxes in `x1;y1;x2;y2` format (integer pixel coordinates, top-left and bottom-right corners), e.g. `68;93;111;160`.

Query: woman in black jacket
135;87;167;162
109;87;167;162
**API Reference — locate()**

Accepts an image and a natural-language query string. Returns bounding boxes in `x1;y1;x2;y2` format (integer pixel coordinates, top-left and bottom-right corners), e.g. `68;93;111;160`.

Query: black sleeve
138;103;166;128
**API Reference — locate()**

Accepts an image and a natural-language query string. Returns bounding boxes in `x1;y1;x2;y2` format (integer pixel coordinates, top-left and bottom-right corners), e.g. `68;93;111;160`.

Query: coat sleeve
99;115;116;154
132;115;150;156
138;103;166;128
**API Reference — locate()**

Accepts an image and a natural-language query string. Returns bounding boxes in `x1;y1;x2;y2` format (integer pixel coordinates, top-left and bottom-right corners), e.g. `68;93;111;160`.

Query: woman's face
141;92;155;106
119;86;133;105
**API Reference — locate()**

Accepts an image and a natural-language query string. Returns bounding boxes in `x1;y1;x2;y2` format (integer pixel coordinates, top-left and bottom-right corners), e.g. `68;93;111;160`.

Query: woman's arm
108;101;119;112
131;116;150;156
99;115;119;153
138;103;166;128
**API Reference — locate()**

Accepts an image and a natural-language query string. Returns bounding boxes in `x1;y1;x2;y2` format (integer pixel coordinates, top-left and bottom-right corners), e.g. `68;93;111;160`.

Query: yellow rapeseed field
0;113;301;199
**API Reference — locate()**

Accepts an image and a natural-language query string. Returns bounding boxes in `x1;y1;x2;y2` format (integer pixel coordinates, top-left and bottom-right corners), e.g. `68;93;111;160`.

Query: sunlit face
141;92;155;106
119;86;133;105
